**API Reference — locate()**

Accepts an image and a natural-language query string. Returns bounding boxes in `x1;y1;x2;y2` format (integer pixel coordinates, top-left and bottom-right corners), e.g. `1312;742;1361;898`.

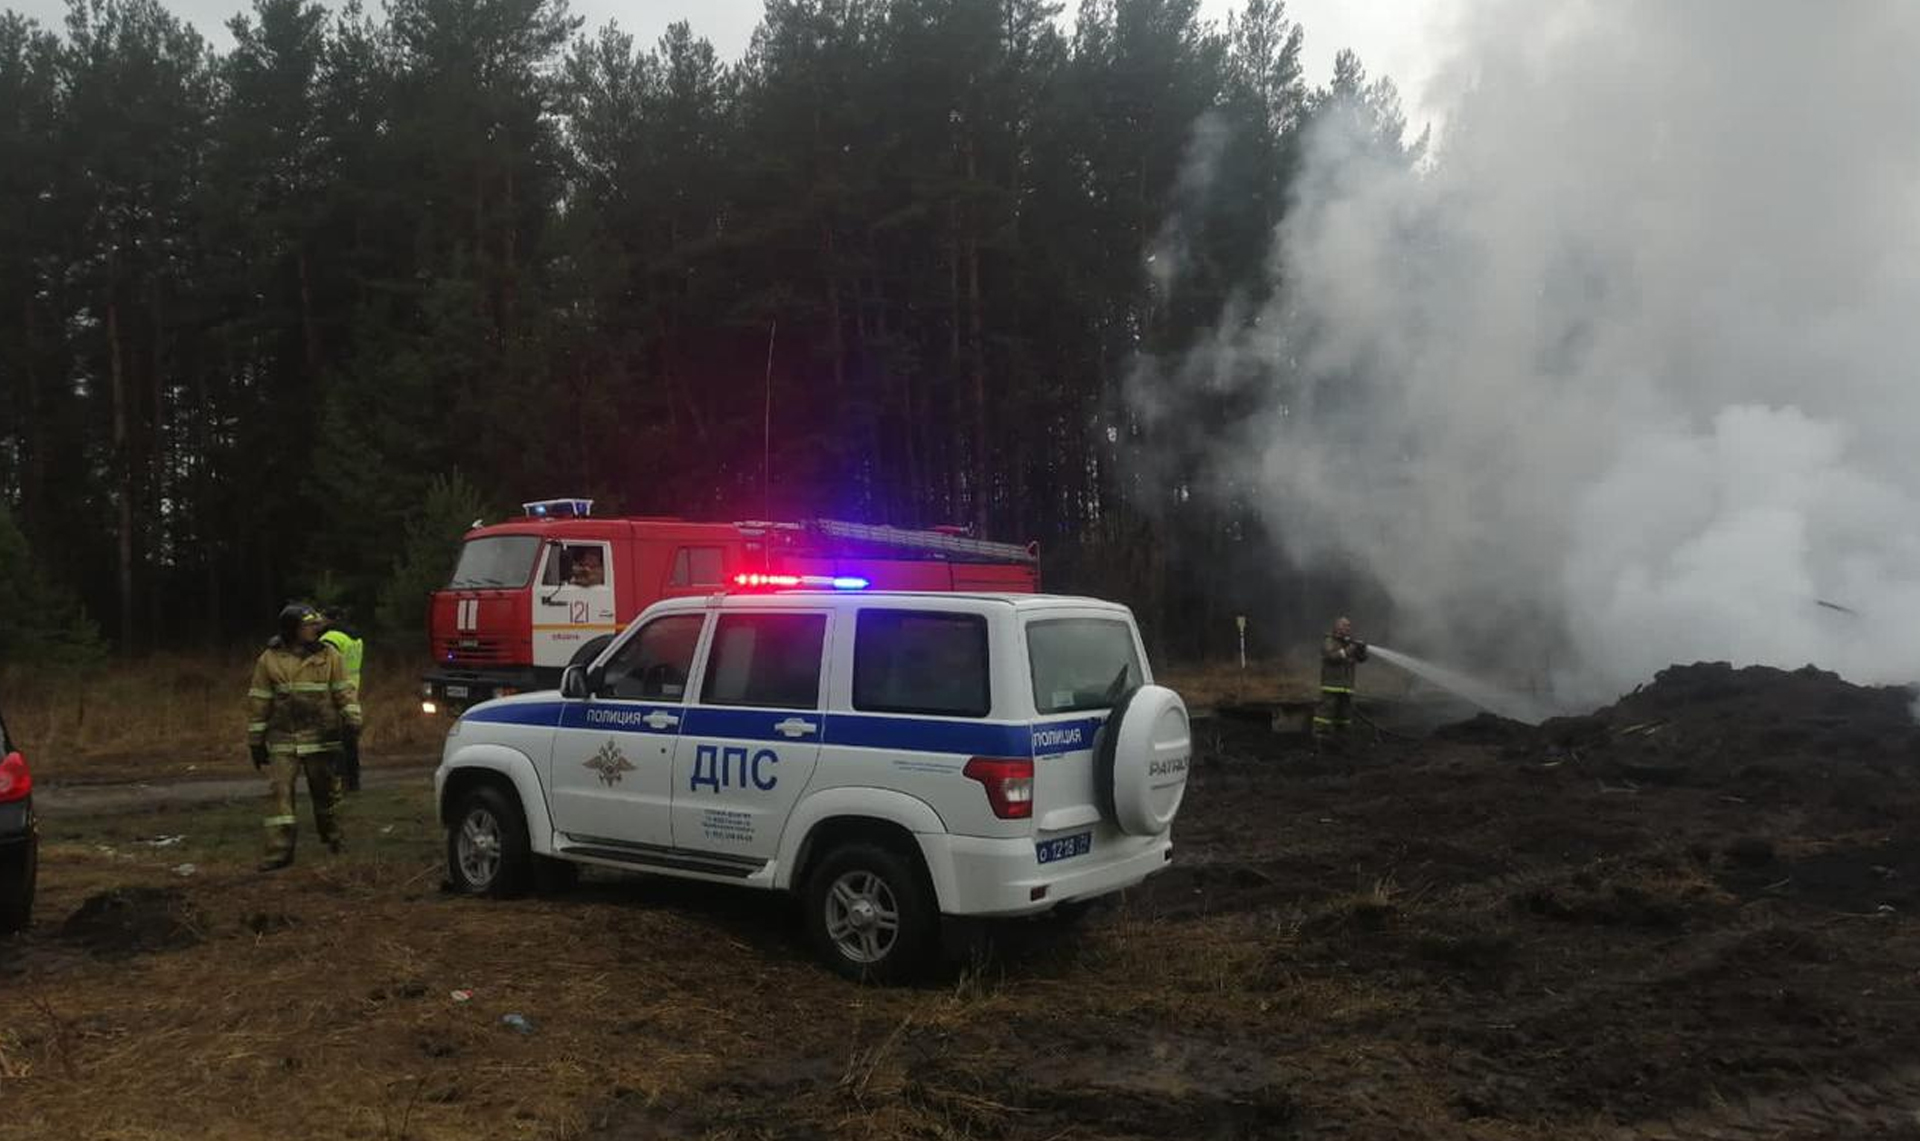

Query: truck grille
436;638;513;665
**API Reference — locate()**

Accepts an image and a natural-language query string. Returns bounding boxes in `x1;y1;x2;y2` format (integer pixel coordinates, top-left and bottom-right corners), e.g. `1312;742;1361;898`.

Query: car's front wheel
803;842;937;984
446;784;531;897
0;838;36;934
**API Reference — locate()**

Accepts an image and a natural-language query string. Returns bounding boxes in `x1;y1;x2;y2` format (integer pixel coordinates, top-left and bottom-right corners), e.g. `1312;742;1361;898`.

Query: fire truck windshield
447;535;541;589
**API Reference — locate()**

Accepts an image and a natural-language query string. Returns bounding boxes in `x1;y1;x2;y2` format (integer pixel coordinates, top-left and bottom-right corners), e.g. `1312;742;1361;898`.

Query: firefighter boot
305;754;346;856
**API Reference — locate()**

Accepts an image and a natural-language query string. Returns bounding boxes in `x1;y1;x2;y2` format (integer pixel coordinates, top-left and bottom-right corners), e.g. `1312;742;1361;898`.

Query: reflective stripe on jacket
247;640;362;754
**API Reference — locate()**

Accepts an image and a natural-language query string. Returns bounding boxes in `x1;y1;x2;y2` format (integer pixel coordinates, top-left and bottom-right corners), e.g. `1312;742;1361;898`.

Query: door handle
774;717;818;738
643;711;680;730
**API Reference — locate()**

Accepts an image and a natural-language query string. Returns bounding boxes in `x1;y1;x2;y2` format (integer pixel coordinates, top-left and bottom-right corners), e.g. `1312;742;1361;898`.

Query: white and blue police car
434;580;1192;981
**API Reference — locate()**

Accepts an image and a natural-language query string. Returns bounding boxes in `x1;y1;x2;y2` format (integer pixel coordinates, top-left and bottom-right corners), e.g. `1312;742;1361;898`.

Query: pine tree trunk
20;298;44;536
965;131;988;533
298;247;320;375
947;198;964;521
148;277;166;649
822;222;847;457
107;293;134;652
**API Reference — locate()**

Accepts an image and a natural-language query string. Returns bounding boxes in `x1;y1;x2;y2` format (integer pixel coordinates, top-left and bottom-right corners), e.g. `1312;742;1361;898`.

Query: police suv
434;582;1192;981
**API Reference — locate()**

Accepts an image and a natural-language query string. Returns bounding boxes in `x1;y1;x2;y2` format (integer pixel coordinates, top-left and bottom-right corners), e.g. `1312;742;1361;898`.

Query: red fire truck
421;499;1040;713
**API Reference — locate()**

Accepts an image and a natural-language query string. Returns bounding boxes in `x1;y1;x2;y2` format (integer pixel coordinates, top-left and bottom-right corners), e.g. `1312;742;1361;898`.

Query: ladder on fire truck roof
734;519;1038;564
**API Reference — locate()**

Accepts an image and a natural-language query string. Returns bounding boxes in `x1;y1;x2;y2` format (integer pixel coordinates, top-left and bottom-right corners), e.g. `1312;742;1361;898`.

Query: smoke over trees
1136;0;1920;703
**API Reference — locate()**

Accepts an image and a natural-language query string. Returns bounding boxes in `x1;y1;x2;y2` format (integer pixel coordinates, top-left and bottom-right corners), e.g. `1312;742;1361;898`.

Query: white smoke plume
1150;0;1920;707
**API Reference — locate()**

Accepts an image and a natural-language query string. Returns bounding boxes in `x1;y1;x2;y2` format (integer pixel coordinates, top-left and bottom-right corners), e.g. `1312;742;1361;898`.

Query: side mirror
561;665;589;700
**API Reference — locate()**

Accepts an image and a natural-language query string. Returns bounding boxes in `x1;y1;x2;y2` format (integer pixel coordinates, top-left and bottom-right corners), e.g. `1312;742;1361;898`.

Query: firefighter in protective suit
247;604;361;870
1314;616;1368;747
318;608;366;792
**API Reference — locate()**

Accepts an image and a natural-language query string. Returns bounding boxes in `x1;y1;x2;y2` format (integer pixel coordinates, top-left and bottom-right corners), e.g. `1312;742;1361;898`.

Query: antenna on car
762;319;776;521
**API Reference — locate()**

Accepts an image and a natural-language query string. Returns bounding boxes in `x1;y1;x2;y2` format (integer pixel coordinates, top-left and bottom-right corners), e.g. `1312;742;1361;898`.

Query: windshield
447;535;541;589
1026;617;1143;715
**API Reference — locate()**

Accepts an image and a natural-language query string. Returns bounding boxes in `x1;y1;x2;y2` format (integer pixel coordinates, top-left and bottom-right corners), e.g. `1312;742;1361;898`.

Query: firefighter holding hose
1314;616;1368;748
246;603;361;870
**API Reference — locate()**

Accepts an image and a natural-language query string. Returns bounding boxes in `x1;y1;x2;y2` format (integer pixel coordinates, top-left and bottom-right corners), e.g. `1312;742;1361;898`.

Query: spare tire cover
1103;684;1192;836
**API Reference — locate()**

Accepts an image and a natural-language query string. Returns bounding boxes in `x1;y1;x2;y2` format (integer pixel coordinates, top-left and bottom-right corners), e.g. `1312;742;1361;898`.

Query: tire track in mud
1599;1065;1920;1140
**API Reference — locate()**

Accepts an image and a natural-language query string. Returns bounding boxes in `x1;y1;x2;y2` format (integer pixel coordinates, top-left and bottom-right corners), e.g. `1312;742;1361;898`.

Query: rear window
448;535;541;588
853;610;989;718
701;613;827;709
1026;618;1143;714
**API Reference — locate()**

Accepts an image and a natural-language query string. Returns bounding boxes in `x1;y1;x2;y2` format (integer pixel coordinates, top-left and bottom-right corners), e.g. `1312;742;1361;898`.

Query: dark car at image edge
0;704;38;934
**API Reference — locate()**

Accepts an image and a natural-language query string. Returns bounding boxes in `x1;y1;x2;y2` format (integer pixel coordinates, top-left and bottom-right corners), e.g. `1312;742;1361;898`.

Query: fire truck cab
422;499;1039;713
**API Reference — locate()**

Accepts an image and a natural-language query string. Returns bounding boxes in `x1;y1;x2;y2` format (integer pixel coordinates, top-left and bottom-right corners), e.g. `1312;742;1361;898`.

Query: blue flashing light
831;576;870;591
522;497;593;519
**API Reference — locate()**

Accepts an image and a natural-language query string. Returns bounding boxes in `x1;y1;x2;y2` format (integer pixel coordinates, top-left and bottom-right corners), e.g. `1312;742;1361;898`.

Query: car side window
853;610;990;717
599;615;704;701
542;542;609;587
669;546;726;587
700;613;826;709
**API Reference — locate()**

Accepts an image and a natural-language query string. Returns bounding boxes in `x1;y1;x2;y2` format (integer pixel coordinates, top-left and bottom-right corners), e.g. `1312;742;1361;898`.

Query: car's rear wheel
447;784;531;897
804;842;936;984
0;837;37;934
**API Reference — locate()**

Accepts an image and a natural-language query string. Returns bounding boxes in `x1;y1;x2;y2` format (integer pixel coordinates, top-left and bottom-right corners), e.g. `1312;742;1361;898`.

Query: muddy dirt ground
3;663;1919;1140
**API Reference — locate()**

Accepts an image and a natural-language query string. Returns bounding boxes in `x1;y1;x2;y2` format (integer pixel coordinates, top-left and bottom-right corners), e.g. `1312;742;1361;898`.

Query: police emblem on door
584;740;635;786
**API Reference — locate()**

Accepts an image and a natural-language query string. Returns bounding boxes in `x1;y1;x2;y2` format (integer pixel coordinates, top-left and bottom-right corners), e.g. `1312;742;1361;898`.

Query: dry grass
2;784;1383;1141
5;796;804;1140
1161;654;1428;710
1159;659;1317;707
2;651;445;783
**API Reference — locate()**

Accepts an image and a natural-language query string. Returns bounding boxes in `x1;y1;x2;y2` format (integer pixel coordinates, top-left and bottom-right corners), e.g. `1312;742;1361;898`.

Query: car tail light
0;752;31;804
963;757;1033;819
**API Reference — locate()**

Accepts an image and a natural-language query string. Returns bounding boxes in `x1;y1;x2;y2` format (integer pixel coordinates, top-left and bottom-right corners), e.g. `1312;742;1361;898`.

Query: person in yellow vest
319;607;366;792
247;604;360;870
1314;616;1368;748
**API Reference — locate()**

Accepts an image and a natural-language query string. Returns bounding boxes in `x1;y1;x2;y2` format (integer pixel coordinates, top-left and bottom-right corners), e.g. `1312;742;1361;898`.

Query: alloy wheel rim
458;807;502;886
823;869;901;964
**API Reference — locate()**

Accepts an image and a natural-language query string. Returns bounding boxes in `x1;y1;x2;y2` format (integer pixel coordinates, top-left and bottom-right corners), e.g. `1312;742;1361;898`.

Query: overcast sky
10;0;1456;124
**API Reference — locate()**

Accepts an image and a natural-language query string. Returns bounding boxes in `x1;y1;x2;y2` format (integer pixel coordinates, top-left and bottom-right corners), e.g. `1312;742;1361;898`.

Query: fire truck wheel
447;784;532;897
568;635;614;669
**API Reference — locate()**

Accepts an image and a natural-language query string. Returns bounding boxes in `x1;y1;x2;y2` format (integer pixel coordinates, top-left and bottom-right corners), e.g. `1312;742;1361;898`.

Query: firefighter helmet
278;603;323;643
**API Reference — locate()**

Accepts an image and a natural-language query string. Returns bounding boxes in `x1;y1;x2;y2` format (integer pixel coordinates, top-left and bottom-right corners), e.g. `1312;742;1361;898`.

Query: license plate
1036;831;1092;865
445;685;469;699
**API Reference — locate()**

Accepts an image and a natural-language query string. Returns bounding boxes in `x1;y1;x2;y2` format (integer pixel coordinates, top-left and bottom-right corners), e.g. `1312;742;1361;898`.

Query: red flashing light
0;752;31;804
734;573;803;588
731;573;870;591
963;757;1033;820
